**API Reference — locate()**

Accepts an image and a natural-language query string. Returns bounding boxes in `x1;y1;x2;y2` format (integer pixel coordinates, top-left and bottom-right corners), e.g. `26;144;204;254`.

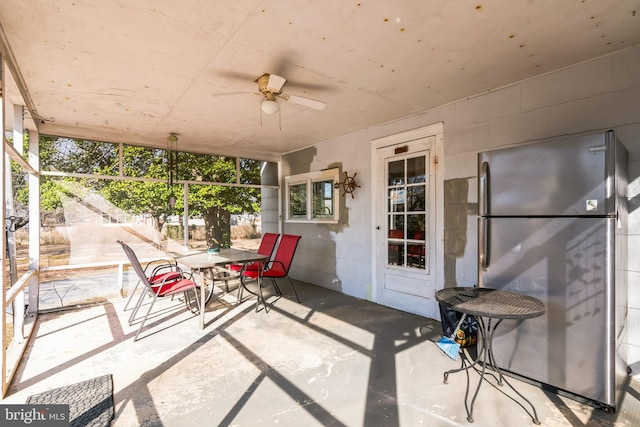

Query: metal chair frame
123;258;183;312
232;232;280;302
118;240;200;341
241;234;301;312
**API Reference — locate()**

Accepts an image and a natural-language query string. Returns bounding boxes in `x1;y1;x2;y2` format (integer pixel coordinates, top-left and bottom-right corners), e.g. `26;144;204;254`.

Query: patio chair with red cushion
241;234;301;312
123;257;184;313
228;232;280;300
118;240;200;341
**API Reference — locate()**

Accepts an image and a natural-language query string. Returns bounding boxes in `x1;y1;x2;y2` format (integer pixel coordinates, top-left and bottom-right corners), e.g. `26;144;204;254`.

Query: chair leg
256;277;269;313
133;293;160;342
123;280;142;311
237;275;246;302
287;277;301;303
205;268;227;294
218;268;230;293
129;287;150;325
129;283;169;324
132;288;199;342
188;286;201;313
271;278;282;296
255;285;263;313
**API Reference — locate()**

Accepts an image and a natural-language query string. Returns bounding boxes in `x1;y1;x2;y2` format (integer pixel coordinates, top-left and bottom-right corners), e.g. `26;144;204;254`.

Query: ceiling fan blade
215;70;260;82
270;51;295;77
210;91;257;98
267;74;287;93
282;94;326;111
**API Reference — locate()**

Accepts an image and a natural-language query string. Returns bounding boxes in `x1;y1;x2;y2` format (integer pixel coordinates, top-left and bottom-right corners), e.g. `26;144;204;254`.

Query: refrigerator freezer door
479;216;616;405
478;132;616;216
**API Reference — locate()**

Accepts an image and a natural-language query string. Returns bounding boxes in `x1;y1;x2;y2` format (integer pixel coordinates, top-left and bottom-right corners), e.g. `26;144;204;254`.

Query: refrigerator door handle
479;217;490;271
479;161;490;216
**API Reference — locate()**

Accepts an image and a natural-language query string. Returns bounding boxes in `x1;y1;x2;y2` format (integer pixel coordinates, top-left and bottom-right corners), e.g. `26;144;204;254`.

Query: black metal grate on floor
26;374;114;427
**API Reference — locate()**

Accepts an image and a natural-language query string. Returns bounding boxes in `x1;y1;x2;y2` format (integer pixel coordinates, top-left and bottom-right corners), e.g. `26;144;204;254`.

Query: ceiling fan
254;72;326;116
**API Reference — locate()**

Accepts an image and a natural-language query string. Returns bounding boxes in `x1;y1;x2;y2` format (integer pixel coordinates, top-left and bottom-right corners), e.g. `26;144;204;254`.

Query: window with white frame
285;168;340;223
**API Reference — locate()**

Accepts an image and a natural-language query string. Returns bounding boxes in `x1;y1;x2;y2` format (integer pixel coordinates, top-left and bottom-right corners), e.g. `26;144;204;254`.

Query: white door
372;126;442;319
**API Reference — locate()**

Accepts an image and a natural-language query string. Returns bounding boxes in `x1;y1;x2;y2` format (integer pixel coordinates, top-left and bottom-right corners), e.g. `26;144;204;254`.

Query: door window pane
407;243;426;267
388;215;405;236
388;188;405;212
407;156;426;183
407;185;425;211
388;160;404;186
407;214;425;239
388;218;404;266
388;241;404;266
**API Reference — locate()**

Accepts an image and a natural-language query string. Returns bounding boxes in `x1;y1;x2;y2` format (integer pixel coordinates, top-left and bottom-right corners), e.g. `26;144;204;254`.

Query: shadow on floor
3;281;639;426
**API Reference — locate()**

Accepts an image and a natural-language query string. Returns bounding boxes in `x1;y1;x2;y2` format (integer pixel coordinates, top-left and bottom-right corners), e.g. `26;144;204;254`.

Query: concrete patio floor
2;280;640;426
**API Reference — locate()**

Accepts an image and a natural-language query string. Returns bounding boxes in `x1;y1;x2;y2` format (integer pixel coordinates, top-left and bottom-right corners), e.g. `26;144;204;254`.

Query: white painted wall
282;46;640;373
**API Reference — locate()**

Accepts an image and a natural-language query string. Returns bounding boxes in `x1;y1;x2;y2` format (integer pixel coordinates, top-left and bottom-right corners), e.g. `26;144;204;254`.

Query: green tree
38;135;263;247
178;153;261;247
102;145;174;232
38;135;120;224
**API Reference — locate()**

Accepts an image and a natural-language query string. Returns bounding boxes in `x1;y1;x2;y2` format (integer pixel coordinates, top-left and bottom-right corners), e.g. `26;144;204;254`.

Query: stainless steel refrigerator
477;130;628;410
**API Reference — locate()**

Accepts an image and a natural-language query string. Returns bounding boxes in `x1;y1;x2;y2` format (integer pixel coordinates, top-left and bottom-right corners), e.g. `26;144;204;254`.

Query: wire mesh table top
435;287;545;319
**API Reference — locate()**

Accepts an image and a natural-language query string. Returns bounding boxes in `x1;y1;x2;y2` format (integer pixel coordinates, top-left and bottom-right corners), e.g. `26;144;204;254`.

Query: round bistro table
435;287;545;424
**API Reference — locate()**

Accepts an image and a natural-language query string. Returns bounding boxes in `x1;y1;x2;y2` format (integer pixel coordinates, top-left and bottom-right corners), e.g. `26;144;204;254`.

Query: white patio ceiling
1;1;639;160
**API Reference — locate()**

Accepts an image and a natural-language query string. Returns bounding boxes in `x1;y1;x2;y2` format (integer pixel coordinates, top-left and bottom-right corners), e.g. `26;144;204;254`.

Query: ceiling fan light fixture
261;99;279;115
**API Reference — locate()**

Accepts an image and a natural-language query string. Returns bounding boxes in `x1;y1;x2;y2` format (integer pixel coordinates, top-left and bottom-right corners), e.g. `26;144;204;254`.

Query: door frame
370;123;444;319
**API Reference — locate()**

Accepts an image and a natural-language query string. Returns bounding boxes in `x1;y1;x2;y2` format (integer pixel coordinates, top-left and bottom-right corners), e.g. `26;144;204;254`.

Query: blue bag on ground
439;304;478;349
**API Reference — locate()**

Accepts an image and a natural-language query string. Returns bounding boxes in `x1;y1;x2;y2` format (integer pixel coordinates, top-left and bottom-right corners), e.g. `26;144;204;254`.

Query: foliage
37;135;264;247
6;133;28;215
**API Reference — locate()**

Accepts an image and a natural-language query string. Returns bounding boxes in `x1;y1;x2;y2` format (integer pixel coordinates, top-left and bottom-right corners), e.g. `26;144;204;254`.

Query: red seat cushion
263;264;286;278
149;271;181;284
228;263;243;272
229;262;263;273
154;278;197;296
242;269;260;279
242;262;285;279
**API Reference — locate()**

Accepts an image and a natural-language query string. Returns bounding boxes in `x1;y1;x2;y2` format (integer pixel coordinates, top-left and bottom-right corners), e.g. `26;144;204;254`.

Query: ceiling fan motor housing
256;73;286;94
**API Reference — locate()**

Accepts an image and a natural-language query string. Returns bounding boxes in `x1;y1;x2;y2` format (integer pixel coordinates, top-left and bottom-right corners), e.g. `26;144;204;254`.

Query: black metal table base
443;317;541;424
